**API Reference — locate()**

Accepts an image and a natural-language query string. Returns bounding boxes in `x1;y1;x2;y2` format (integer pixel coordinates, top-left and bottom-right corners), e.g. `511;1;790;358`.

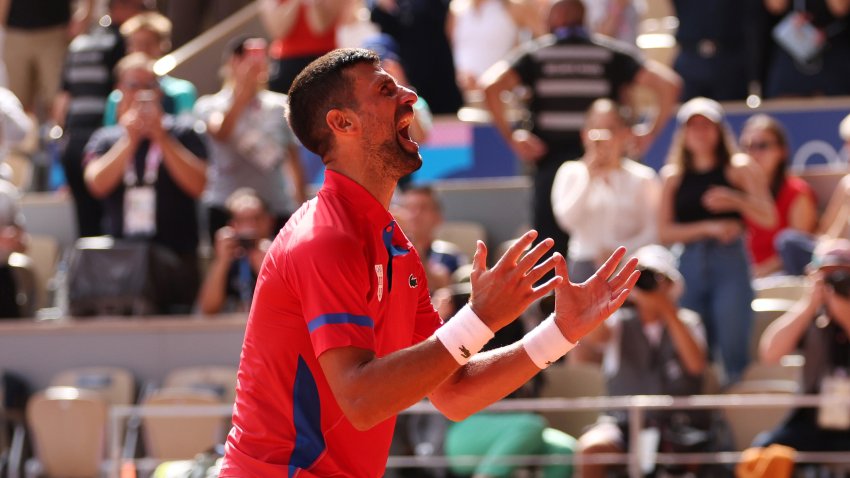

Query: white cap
633;244;685;300
676;97;725;125
839;113;850;142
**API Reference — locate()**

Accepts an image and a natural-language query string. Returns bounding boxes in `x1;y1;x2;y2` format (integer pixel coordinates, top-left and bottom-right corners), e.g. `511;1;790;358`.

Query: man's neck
326;163;397;210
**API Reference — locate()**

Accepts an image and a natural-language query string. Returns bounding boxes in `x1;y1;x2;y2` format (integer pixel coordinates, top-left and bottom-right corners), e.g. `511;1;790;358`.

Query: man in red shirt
220;48;639;477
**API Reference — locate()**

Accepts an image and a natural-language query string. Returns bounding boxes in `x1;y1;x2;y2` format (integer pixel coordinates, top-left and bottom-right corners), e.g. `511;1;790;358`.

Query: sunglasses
743;140;779;153
825;270;850;298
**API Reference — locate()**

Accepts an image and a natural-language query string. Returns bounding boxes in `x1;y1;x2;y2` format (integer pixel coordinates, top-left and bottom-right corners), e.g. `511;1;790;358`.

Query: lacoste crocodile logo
459;345;471;359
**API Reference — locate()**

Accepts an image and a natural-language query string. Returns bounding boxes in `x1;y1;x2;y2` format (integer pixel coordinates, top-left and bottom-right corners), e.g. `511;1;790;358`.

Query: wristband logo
459;345;471;359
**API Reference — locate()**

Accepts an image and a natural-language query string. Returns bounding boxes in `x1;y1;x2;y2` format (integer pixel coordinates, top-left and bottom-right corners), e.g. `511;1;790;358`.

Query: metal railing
104;394;850;478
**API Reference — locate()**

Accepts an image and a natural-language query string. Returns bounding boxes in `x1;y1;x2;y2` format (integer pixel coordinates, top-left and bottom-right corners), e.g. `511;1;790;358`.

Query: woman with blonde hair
658;97;776;382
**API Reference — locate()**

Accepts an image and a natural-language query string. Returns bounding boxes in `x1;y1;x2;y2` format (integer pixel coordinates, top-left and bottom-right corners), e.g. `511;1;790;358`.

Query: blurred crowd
2;0;850;475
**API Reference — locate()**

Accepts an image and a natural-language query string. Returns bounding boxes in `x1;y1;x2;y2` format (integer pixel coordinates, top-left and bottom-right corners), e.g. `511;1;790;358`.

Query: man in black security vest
53;0;150;238
482;0;680;262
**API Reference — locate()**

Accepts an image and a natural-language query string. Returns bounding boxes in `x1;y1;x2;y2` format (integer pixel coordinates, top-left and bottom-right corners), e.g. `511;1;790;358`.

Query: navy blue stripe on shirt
289;356;325;477
307;313;374;333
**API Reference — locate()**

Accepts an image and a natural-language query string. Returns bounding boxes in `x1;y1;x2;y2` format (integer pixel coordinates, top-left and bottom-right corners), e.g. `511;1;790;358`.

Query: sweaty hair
287;48;381;158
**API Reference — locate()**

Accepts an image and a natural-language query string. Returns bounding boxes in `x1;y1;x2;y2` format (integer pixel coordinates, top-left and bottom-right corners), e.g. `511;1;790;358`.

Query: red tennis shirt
220;170;442;477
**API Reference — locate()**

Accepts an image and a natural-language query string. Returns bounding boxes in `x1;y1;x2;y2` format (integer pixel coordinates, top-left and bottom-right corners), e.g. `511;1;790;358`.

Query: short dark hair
403;185;442;213
287;48;381;158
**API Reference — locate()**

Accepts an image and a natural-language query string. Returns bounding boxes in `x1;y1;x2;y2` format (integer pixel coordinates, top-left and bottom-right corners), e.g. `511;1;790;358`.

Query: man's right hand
468;230;564;332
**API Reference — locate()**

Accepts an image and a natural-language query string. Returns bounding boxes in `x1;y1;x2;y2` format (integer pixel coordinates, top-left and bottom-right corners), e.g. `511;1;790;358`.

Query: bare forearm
430;342;539;420
208;95;252;142
759;299;817;364
157;135;206;198
658;220;712;245
198;260;231;315
635;62;682;140
84;138;135;198
663;309;706;375
319;338;462;430
258;0;300;39
306;0;345;33
481;63;517;143
737;191;777;229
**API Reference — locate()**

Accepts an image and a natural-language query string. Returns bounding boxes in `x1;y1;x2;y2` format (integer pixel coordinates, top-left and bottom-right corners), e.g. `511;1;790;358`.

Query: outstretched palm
553;247;639;343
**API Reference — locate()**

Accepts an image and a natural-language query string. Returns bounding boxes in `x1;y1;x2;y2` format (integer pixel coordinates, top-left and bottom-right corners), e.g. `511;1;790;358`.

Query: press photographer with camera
198;188;274;315
576;244;713;478
755;238;850;454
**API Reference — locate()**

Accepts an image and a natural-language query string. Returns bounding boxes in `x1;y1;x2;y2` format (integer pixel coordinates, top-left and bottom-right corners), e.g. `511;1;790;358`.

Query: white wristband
435;305;495;365
522;314;577;369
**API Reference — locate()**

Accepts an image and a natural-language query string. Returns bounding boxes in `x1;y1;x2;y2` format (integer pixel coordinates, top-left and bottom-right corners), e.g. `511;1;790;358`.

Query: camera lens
635;267;660;291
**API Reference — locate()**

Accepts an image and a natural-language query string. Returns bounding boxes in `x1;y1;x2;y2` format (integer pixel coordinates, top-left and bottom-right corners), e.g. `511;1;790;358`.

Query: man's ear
326;109;359;135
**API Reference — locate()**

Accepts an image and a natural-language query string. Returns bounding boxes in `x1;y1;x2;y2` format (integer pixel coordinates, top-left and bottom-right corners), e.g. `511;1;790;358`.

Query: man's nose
399;85;418;106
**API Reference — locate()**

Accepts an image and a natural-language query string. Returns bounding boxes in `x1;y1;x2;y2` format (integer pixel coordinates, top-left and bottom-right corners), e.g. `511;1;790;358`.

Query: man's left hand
552;247;639;343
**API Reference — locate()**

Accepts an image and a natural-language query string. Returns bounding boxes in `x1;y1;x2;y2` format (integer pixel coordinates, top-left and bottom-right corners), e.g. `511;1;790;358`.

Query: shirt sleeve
103;90;121;126
551;161;592;233
290;227;377;357
171;82;197;116
619;170;662;252
83;126;119;164
0;88;31;147
174;119;208;161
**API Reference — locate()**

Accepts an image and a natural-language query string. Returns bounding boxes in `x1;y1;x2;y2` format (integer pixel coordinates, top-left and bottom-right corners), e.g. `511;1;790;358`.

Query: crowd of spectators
3;0;850;474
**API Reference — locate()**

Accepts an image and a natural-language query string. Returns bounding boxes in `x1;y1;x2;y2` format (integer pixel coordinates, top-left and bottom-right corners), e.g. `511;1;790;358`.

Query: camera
634;267;661;291
236;234;258;251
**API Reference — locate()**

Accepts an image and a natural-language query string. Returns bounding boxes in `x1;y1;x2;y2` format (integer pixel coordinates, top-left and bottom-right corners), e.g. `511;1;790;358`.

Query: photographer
198;188;273;315
577;244;709;478
83;52;207;314
755;238;850;454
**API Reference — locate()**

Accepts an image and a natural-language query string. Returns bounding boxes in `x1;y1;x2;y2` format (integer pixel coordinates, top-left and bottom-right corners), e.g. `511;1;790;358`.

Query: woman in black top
658;97;776;383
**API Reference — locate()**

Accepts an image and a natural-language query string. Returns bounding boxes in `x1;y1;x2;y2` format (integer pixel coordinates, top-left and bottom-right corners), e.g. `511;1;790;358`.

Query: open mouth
396;113;419;153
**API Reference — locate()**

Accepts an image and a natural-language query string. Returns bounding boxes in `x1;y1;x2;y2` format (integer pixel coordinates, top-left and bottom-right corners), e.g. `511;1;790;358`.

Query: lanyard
123;142;162;187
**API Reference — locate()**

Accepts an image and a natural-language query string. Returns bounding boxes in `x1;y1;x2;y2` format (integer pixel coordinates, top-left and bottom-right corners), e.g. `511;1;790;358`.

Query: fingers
607;257;639;292
609;270;641;310
529;274;564;302
497;230;537;267
592;247;627;281
524;251;563;286
516;237;554;272
470;240;488;280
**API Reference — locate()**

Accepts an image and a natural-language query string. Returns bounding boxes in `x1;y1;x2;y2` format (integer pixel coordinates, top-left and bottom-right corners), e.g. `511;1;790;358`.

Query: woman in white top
551;98;661;282
446;0;543;93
